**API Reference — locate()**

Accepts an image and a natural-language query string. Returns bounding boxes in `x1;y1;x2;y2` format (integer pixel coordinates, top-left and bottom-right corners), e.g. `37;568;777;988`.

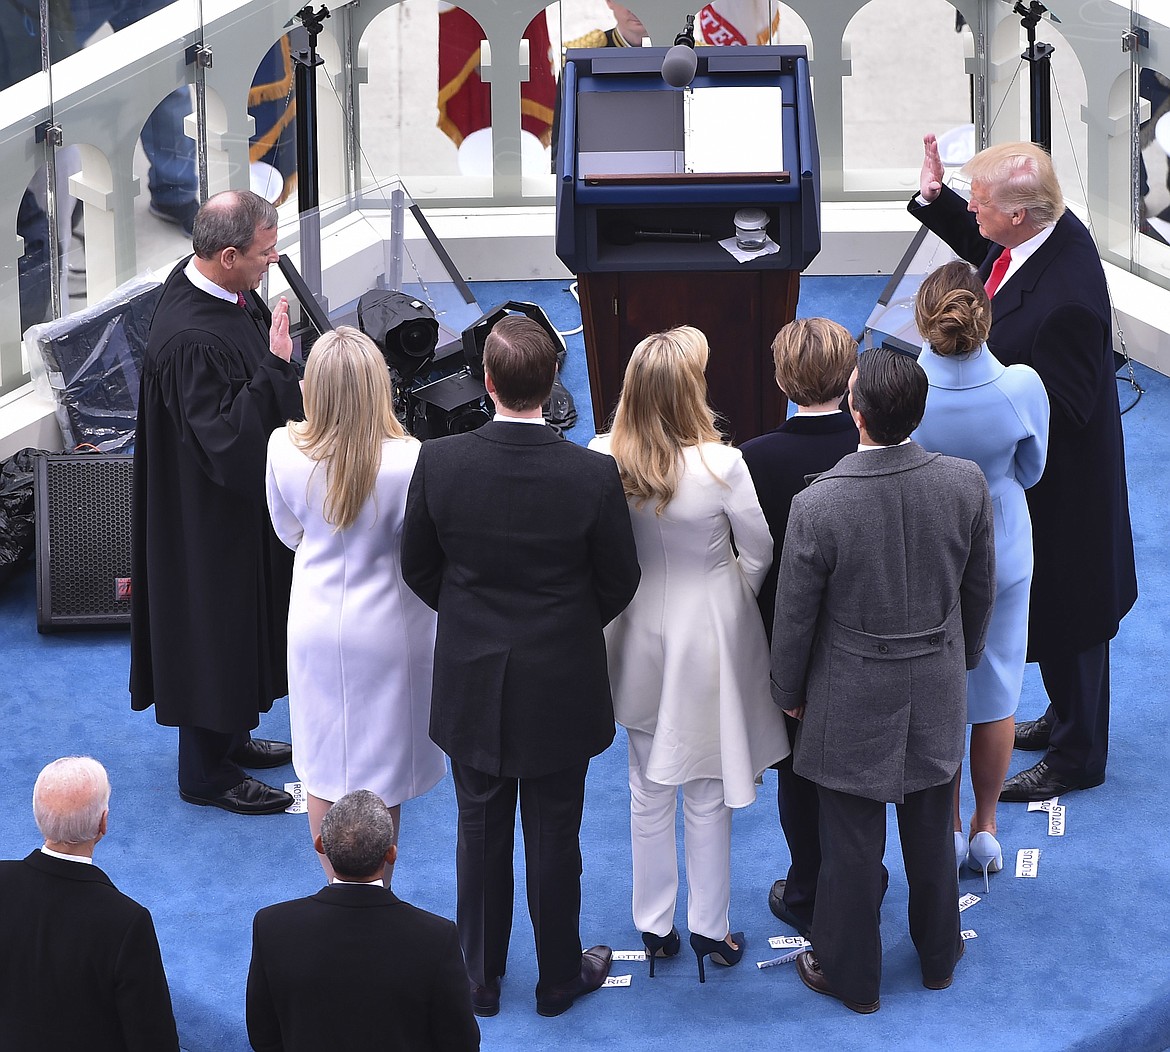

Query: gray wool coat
770;442;996;804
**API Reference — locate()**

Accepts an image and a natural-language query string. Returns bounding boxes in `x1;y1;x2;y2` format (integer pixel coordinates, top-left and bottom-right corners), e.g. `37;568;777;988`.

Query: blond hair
771;318;856;406
289;326;407;530
962;141;1065;228
915;261;991;356
608;325;723;513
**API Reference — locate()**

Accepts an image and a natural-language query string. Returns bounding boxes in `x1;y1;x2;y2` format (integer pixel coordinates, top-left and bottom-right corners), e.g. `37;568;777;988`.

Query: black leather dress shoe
999;759;1105;802
179;776;293;815
923;935;965;990
229;738;293;769
536;946;612;1017
470;979;500;1018
1013;716;1052;751
795;951;879;1014
767;879;812;938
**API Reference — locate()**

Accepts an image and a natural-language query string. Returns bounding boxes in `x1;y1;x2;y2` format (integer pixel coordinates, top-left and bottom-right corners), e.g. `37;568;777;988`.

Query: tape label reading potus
1016;848;1041;878
1027;797;1060;812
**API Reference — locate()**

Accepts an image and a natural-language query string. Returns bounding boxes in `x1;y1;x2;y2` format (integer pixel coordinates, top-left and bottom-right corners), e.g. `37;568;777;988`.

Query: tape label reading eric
602;975;632;988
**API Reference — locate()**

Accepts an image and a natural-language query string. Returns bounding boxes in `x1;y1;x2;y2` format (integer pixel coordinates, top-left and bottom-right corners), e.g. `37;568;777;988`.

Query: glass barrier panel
1134;1;1170;289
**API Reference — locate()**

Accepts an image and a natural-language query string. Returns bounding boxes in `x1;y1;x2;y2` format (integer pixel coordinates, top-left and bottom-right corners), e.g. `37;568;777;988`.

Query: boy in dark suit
740;318;859;939
402;315;640;1018
246;790;480;1052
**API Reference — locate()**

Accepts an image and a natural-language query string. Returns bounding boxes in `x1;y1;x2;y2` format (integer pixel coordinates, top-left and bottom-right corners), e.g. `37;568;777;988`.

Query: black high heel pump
689;931;745;983
641;927;681;977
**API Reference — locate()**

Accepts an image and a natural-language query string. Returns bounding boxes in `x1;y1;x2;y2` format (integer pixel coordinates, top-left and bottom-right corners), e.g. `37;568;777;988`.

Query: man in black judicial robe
131;190;304;814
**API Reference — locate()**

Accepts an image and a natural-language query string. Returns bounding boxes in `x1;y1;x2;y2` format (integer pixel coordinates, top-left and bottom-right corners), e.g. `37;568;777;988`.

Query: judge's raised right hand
919;133;945;204
269;296;293;362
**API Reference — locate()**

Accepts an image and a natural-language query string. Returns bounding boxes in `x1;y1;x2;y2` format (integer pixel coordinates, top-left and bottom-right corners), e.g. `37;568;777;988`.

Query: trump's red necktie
984;248;1012;298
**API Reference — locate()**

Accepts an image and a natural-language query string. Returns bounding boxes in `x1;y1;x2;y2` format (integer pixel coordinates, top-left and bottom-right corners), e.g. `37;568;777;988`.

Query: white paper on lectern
683;86;784;173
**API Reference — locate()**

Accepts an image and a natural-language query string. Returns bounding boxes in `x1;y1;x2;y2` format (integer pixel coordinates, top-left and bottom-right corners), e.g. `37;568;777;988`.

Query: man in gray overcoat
770;348;996;1013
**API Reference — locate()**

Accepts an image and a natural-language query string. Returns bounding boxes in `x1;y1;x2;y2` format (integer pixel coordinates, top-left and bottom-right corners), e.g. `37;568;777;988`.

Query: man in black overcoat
246;790;480;1052
0;757;180;1050
402;315;640;1017
910;136;1137;801
131;190;303;814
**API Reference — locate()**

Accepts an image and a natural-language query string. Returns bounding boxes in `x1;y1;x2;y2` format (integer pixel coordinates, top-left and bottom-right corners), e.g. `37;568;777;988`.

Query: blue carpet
2;278;1168;1052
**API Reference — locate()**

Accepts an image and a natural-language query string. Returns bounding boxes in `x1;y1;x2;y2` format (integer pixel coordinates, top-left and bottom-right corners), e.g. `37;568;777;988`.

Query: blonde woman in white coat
266;326;445;878
590;326;790;983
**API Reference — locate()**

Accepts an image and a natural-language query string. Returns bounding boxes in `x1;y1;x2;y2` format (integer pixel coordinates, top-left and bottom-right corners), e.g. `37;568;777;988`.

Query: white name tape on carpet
284;782;307;814
603;975;632;988
1016;848;1041;877
1048;804;1066;836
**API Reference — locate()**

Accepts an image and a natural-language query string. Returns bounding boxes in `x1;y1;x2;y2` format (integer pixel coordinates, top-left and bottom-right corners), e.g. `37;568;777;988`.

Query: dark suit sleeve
114;908;180;1052
1029;302;1107;430
960;476;996;671
429;922;481;1051
160;339;303;498
589;459;641;625
245;917;284;1052
907;185;993;267
401;446;444;610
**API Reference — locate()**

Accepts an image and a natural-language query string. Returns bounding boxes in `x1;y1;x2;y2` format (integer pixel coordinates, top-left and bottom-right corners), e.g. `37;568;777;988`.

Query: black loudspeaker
34;454;133;632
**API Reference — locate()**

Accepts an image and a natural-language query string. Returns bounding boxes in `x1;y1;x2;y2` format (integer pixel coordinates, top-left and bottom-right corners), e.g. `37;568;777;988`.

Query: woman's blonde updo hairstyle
915;260;992;357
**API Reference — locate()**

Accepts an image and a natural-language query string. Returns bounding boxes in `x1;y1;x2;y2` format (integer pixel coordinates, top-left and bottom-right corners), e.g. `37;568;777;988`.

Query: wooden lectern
555;46;820;443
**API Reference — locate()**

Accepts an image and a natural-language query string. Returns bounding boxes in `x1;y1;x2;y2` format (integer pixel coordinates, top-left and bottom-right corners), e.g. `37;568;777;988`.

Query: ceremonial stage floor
1;276;1168;1052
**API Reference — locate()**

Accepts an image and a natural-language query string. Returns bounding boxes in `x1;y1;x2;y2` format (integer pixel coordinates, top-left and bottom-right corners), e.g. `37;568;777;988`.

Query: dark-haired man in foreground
247;790;480;1051
771;348;995;1013
402;315;640;1017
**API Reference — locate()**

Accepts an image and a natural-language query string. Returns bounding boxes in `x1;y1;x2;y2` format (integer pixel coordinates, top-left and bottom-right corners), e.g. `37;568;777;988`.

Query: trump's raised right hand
919;133;945;204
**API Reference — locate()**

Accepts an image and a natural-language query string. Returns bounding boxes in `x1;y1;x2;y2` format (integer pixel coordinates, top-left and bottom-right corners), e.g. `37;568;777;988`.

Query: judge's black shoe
470;979;500;1018
1013;716;1052;751
536;946;612;1017
179;776;293;815
768;879;812;938
999;760;1105;803
795;951;879;1014
149;198;198;237
230;738;293;769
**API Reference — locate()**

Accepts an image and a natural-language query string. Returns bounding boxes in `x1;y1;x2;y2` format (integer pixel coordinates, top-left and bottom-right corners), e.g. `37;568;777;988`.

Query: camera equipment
357;290;440;381
460;301;577;435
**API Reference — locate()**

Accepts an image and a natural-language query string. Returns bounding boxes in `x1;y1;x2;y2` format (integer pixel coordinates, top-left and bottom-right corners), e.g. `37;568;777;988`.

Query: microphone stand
292;5;331;307
1013;0;1057;152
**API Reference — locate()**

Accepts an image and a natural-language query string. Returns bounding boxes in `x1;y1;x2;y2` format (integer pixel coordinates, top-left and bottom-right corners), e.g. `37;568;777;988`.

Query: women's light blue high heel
966;830;1003;892
954;831;968;880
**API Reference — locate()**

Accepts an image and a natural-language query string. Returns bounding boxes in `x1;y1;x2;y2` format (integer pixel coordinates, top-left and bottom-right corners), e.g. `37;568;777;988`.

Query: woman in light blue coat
913;261;1050;889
